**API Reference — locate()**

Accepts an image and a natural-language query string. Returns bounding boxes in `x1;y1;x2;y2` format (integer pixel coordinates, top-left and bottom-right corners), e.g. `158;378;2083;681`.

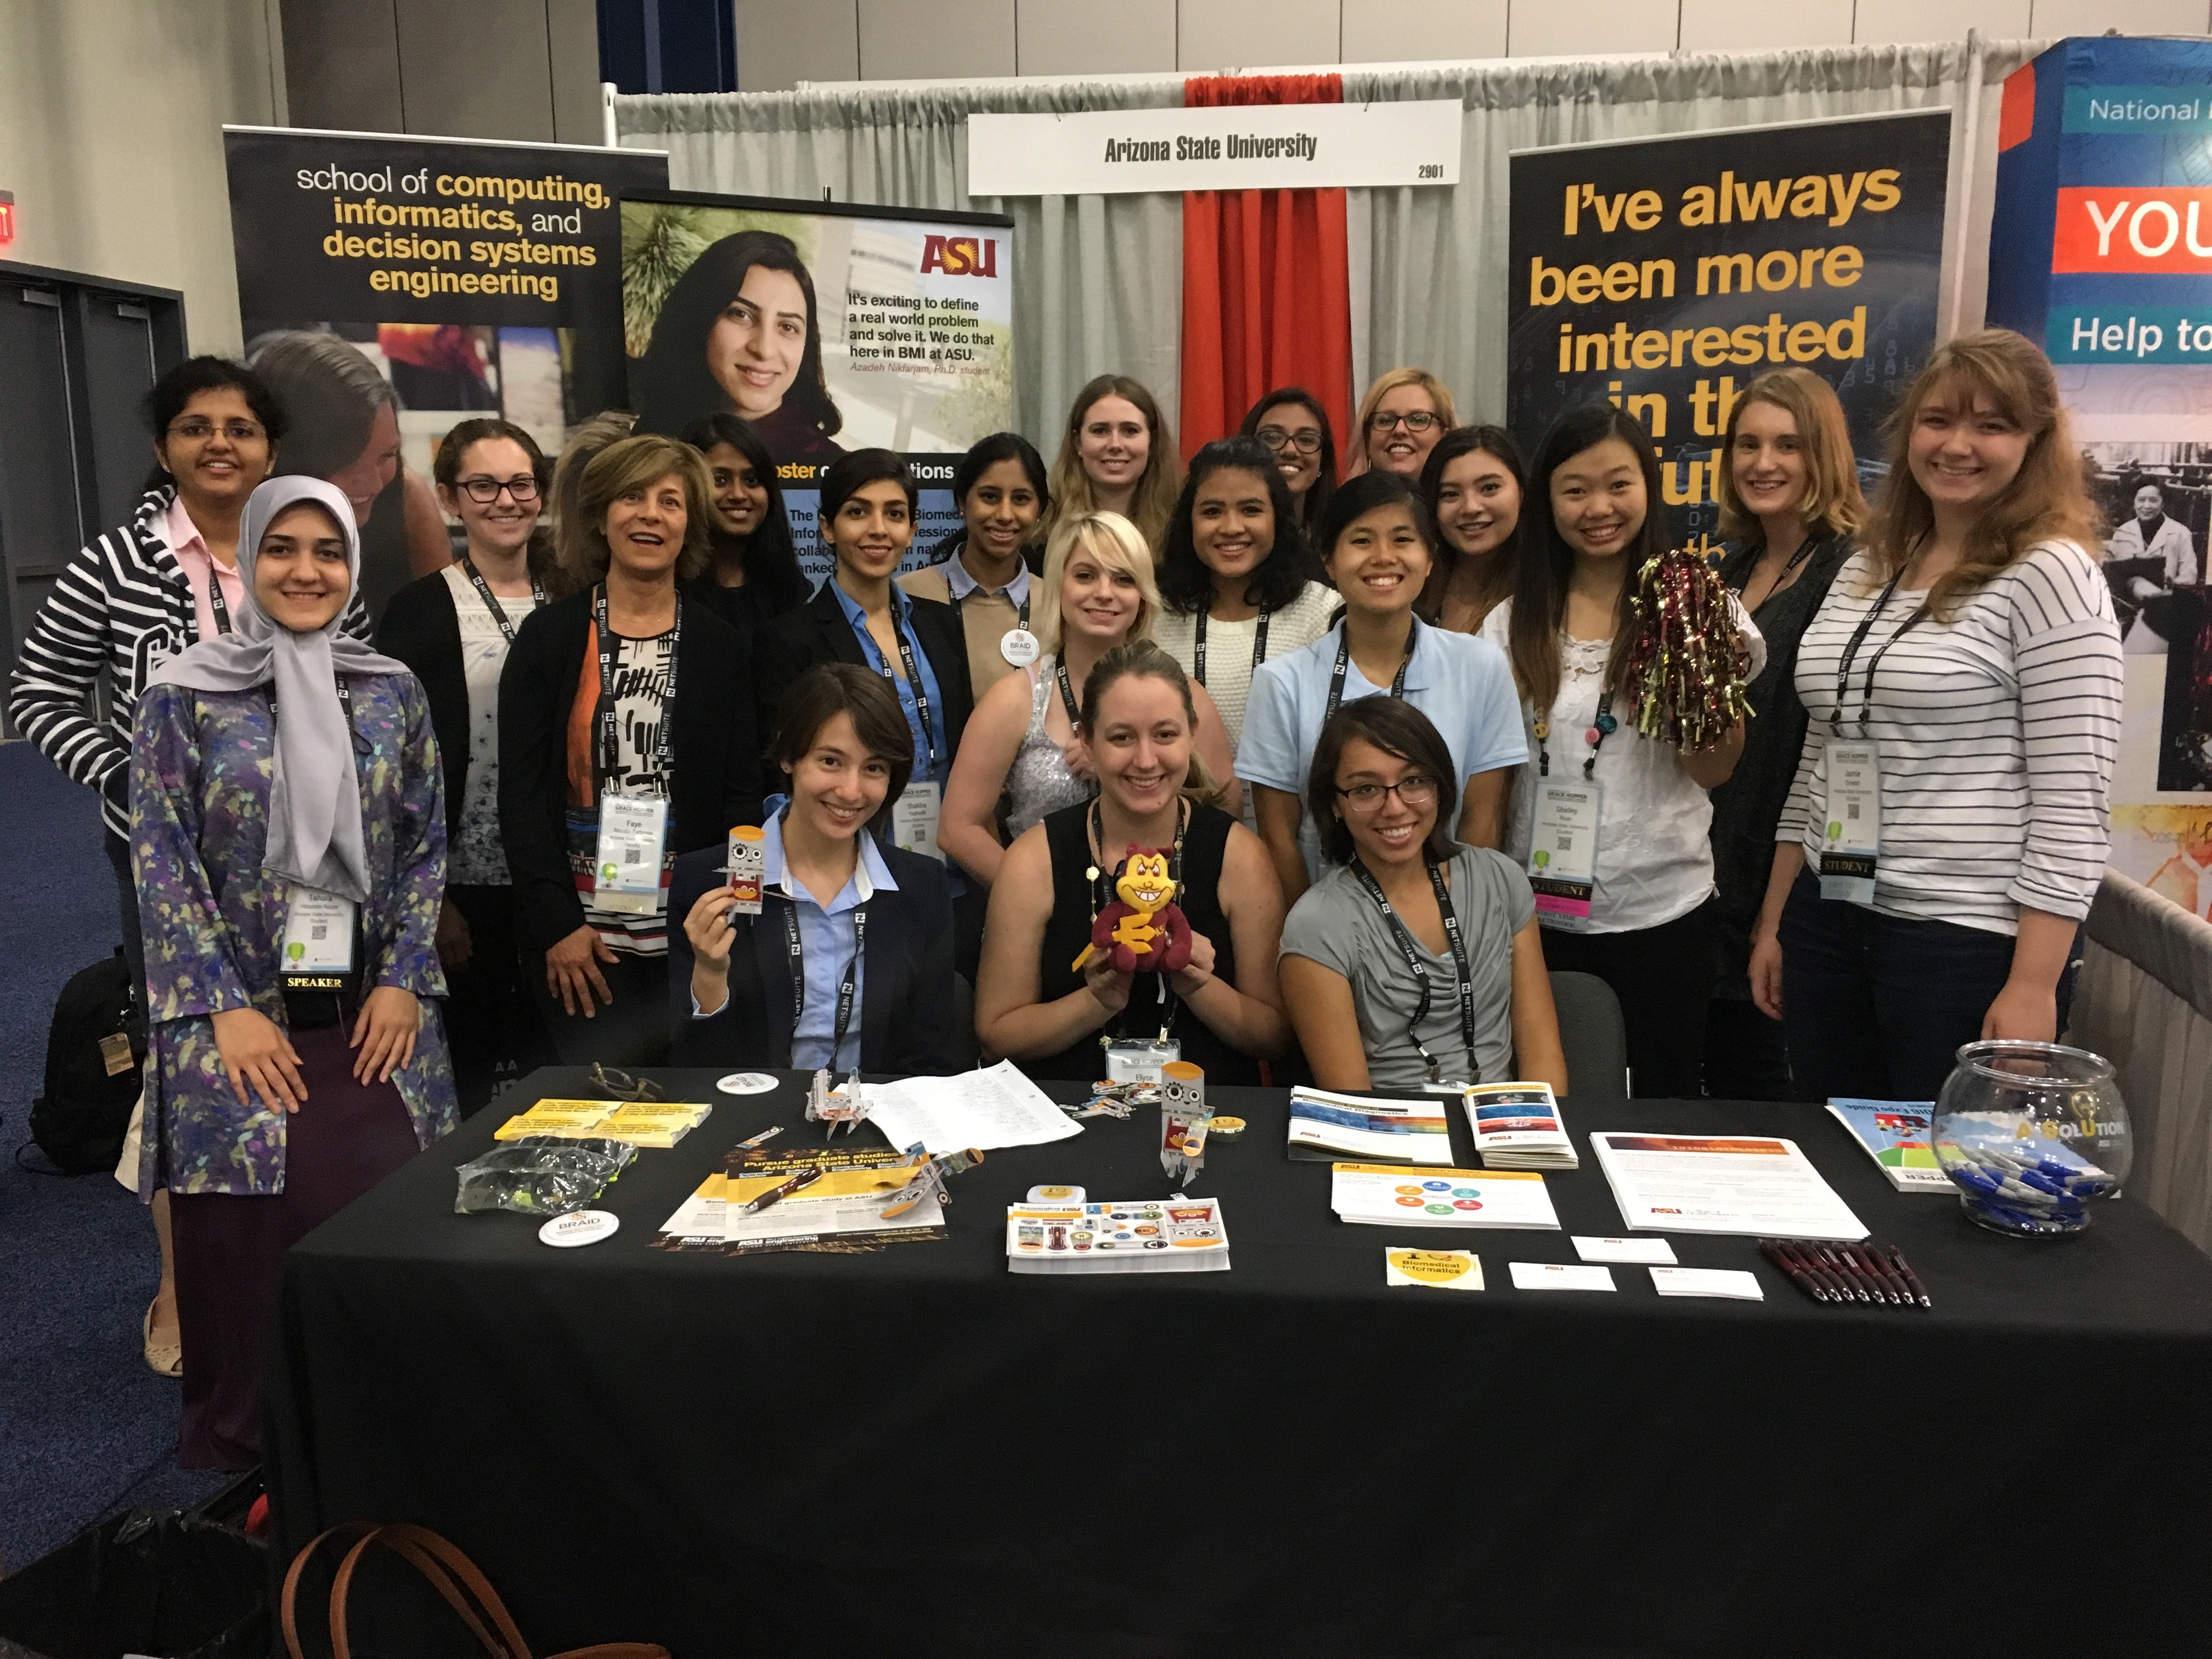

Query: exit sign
0;190;14;246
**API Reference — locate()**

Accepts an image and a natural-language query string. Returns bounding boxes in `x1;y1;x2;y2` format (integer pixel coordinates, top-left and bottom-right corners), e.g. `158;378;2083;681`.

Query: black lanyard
779;890;866;1066
593;585;679;792
867;603;940;772
1087;798;1188;1046
1192;605;1272;688
1054;654;1082;731
203;565;234;639
460;555;544;645
1830;567;1925;734
1534;689;1616;780
1351;854;1479;1085
268;675;355;730
1324;618;1416;720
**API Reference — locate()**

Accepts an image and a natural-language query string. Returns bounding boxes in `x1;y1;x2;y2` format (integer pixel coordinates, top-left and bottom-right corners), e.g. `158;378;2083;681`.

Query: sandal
143;1301;182;1378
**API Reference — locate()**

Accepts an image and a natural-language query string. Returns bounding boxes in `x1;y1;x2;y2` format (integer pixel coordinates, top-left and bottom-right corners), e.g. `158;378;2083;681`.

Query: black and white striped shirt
6;487;370;838
1779;540;2123;934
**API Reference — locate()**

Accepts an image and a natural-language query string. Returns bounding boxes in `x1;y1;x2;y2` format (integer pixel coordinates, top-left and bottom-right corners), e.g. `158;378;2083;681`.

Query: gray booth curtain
616;38;2042;445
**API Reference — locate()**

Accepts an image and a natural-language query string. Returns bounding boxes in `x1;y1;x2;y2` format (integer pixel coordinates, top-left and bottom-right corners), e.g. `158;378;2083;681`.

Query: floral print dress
128;672;457;1197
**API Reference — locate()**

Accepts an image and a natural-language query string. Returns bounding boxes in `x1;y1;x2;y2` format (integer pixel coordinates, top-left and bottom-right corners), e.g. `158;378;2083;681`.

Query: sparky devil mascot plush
1071;849;1192;975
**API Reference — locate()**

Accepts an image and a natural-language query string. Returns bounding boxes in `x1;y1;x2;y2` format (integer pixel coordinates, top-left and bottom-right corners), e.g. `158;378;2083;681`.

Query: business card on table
1385;1248;1485;1290
1649;1266;1764;1300
1509;1261;1616;1291
1572;1235;1677;1264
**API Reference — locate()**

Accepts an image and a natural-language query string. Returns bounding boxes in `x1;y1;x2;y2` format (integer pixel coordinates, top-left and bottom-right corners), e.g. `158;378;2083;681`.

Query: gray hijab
149;475;409;903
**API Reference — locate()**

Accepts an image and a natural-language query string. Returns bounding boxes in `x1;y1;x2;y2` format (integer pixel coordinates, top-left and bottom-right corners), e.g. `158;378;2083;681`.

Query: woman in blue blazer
669;663;963;1074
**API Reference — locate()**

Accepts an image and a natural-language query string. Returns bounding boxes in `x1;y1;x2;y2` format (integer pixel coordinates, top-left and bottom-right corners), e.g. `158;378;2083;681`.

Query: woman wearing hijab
128;475;455;1470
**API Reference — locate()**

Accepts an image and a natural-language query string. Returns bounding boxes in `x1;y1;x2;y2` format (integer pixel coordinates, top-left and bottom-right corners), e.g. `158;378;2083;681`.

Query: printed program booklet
1285;1088;1453;1164
1589;1132;1867;1240
1824;1098;1950;1192
1007;1197;1229;1273
1462;1082;1577;1170
1330;1163;1561;1230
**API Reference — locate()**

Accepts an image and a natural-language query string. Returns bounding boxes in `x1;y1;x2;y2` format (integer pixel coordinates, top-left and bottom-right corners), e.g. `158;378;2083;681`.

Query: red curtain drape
1179;74;1353;464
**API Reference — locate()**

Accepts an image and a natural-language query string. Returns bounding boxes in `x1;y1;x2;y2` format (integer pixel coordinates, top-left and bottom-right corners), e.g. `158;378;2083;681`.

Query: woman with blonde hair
498;432;763;1064
1749;330;2123;1102
1703;367;1867;1099
975;640;1289;1083
1042;375;1182;550
1348;367;1456;481
940;511;1236;887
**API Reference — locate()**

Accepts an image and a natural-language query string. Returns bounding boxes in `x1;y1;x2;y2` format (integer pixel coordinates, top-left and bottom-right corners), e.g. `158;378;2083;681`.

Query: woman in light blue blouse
129;475;454;1469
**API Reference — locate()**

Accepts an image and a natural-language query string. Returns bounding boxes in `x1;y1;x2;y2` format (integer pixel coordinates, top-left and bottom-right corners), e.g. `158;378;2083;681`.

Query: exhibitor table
265;1069;2212;1658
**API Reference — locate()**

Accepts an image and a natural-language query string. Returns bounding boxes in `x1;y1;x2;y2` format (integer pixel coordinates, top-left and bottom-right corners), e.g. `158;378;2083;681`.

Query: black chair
1548;970;1628;1102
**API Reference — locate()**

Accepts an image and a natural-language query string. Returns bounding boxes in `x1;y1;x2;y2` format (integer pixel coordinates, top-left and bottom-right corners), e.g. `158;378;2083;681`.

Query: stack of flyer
1284;1088;1453;1164
1824;1099;1949;1192
1462;1082;1578;1170
1006;1196;1229;1274
494;1097;712;1148
1589;1131;1867;1239
1330;1163;1561;1230
655;1145;946;1256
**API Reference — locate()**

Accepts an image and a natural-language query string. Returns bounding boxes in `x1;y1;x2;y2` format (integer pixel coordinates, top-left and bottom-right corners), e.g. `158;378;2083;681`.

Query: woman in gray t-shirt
1279;698;1566;1093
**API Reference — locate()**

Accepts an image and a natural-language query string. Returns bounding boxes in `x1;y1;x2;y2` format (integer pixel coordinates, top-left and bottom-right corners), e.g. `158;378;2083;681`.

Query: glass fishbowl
1931;1041;2131;1238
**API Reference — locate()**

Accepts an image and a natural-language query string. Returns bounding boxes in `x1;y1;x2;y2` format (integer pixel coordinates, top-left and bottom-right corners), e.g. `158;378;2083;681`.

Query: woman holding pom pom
1479;404;1764;1099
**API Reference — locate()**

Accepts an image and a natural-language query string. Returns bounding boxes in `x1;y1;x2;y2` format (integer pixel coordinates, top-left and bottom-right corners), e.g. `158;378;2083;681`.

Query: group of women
9;328;2124;1474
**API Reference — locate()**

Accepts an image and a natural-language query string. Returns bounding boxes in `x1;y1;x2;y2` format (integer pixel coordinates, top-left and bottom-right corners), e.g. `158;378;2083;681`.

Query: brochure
1824;1098;1950;1192
1462;1082;1577;1170
1590;1132;1868;1240
1285;1088;1453;1164
1330;1163;1560;1230
654;1146;948;1255
1006;1196;1228;1274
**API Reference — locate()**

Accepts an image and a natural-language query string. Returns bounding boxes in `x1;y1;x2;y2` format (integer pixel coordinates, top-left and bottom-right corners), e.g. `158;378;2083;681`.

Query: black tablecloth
266;1071;2212;1658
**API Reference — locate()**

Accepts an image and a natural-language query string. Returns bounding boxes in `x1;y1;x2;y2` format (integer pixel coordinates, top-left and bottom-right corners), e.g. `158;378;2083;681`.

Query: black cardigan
497;588;764;954
376;569;473;819
664;840;964;1073
752;580;974;761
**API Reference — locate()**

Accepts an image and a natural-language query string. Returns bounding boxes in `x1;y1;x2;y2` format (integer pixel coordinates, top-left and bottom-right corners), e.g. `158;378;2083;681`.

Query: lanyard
1324;618;1417;720
1087;798;1189;1045
1351;854;1478;1084
950;579;1029;635
1054;654;1082;731
865;604;940;772
204;566;234;639
460;555;544;645
1192;605;1272;689
268;675;354;728
1534;688;1615;780
1829;567;1925;735
779;890;866;1066
593;585;680;792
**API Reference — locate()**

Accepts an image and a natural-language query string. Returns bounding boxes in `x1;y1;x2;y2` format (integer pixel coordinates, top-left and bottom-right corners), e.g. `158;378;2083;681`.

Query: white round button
539;1210;619;1248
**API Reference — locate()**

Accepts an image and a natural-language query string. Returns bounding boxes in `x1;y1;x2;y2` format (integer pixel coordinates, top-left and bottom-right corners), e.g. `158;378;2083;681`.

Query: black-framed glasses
167;419;265;444
1369;410;1439;434
1336;775;1440;812
589;1061;665;1103
458;475;541;504
1255;425;1323;455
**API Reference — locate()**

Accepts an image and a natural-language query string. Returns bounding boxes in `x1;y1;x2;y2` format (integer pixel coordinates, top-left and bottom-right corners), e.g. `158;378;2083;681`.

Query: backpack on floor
21;949;144;1176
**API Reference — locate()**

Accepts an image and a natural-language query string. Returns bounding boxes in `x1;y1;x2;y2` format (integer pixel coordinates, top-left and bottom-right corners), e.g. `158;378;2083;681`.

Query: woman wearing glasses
1348;368;1456;482
1239;387;1338;541
378;419;560;1112
8;354;316;1382
1280;697;1566;1093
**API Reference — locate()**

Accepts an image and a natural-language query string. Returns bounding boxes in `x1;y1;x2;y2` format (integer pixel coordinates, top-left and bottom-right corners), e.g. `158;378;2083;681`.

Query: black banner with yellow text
1506;110;1950;552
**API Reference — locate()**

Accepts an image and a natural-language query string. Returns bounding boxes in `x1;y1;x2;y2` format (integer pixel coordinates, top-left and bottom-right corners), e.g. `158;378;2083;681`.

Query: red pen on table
1886;1244;1933;1308
1821;1243;1883;1304
1759;1240;1826;1302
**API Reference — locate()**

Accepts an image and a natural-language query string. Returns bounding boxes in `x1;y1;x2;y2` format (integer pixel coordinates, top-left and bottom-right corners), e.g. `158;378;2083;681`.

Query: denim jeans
1777;868;2080;1103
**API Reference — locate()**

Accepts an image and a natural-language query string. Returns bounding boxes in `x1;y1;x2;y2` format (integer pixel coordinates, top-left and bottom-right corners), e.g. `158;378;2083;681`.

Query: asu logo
919;234;998;276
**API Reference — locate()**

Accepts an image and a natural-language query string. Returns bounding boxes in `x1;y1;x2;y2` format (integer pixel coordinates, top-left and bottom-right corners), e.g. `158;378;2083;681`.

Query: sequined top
1004;656;1096;839
127;673;457;1197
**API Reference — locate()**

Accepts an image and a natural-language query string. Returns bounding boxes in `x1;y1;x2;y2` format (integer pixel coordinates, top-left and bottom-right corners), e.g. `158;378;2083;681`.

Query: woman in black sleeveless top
976;642;1290;1084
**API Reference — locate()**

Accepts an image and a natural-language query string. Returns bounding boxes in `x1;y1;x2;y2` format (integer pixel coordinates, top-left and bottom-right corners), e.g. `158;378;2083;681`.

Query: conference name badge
893;779;945;862
1000;628;1041;668
1819;740;1881;905
595;793;669;916
281;884;356;991
1528;780;1600;924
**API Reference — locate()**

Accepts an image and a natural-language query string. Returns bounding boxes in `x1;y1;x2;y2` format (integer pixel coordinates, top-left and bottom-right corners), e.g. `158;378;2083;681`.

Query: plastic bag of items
453;1135;636;1217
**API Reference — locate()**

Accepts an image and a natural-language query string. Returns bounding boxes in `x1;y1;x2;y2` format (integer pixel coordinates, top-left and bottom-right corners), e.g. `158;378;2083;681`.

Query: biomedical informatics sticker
539;1210;619;1248
1385;1248;1485;1290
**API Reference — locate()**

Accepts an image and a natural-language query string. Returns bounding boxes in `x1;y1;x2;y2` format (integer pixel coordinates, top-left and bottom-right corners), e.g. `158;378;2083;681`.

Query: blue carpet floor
0;741;227;1573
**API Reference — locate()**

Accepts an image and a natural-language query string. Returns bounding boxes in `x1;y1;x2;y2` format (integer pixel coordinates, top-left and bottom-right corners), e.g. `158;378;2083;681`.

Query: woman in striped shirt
1748;331;2124;1102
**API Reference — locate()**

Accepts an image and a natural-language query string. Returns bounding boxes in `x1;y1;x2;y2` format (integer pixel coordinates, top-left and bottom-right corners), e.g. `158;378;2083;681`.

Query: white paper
1509;1261;1616;1291
1572;1235;1677;1264
729;1187;943;1246
1331;1164;1560;1230
1590;1132;1868;1240
864;1059;1082;1155
1650;1266;1764;1300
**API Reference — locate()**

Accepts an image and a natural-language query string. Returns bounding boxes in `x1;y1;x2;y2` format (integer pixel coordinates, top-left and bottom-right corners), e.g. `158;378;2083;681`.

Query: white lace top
442;562;541;886
1480;596;1765;936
